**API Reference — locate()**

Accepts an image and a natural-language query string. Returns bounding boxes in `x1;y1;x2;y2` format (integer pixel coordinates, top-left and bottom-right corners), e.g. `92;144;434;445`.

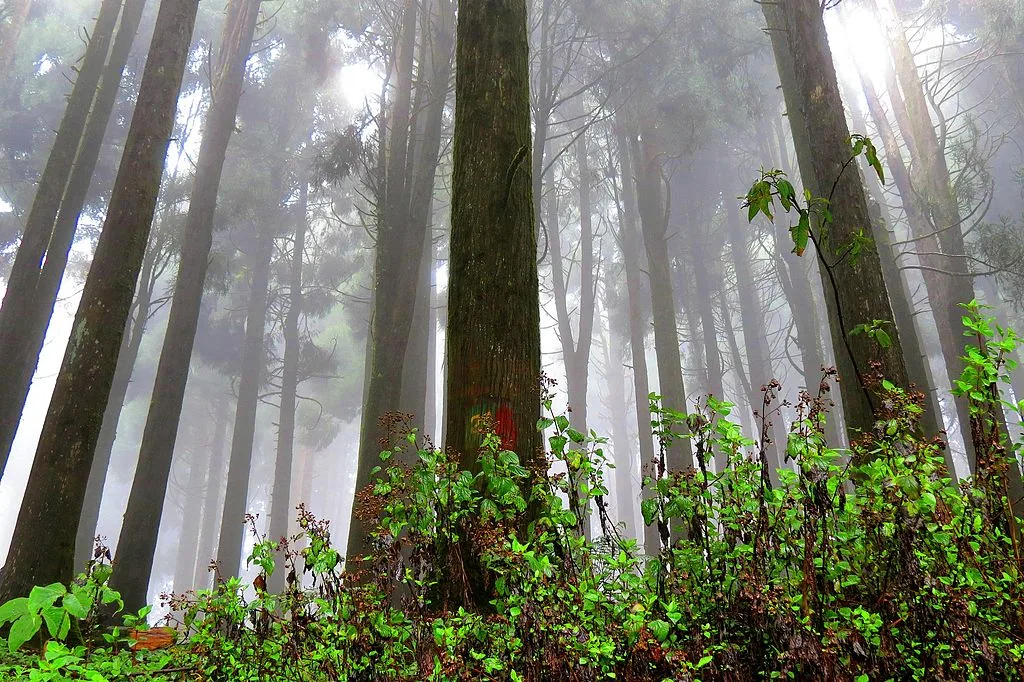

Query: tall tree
0;0;32;80
268;180;307;593
108;0;262;612
610;124;658;554
0;0;122;476
0;0;201;604
444;0;540;604
630;123;694;478
214;223;275;579
349;0;454;562
761;0;910;436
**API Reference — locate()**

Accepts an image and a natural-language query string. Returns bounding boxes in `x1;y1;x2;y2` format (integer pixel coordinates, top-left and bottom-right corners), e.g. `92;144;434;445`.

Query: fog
1;0;1022;618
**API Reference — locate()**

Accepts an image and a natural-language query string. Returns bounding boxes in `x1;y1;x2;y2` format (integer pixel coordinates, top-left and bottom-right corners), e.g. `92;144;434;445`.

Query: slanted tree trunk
0;0;123;476
109;0;262;613
268;182;307;594
444;0;540;607
75;230;165;569
761;0;910;438
0;0;200;604
872;0;981;467
10;0;149;497
214;225;275;579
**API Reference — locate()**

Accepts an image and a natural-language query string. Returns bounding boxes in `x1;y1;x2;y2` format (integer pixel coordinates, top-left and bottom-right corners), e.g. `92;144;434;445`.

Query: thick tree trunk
762;0;910;438
214;226;274;579
444;0;540;606
0;0;199;605
612;125;658;554
7;0;149;495
75;232;162;569
268;182;307;594
109;0;262;613
0;0;122;475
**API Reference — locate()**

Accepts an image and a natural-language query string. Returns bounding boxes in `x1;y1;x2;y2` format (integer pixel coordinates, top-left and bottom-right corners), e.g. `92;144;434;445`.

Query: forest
0;0;1022;679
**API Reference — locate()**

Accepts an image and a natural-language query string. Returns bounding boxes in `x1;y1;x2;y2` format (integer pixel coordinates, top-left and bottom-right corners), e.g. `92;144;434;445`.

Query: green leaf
566;428;585;444
28;583;66;611
0;597;29;624
41;605;65;639
648;619;670;643
554;415;570;432
791;213;810;257
8;612;41;652
62;592;88;620
696;655;714;669
641;498;659;527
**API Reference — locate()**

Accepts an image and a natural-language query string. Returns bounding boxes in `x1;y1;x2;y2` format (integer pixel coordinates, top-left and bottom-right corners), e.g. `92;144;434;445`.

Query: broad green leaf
0;597;29;624
28;583;66;610
8;612;41;652
62;592;88;620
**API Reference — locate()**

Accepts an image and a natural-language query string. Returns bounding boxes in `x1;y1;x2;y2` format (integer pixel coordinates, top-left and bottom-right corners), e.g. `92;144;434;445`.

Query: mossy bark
444;0;541;605
0;0;200;606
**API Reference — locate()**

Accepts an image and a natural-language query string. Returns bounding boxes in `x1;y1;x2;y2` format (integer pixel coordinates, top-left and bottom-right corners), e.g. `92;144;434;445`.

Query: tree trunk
0;0;123;475
612;124;658;554
75;230;163;570
444;0;540;607
192;400;230;590
0;0;32;78
109;0;261;613
601;270;638;541
0;0;200;605
727;205;786;475
268;182;307;594
873;0;981;467
350;0;425;562
214;225;274;579
631;124;693;475
173;443;206;592
762;0;910;438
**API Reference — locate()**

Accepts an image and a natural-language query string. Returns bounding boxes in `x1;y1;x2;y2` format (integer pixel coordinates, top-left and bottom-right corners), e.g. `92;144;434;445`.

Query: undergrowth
1;303;1023;681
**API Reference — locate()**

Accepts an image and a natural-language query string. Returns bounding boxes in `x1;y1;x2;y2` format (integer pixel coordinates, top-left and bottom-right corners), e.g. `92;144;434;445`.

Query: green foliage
3;324;1024;680
0;548;176;681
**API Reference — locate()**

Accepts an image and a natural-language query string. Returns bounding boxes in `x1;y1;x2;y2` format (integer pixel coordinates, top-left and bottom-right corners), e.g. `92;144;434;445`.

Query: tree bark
268;182;307;594
214;225;274;579
444;0;540;606
612;124;657;554
631;124;693;475
192;399;230;590
109;0;261;613
762;0;910;438
0;0;122;475
75;230;163;570
0;0;200;605
727;205;786;475
349;0;454;562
